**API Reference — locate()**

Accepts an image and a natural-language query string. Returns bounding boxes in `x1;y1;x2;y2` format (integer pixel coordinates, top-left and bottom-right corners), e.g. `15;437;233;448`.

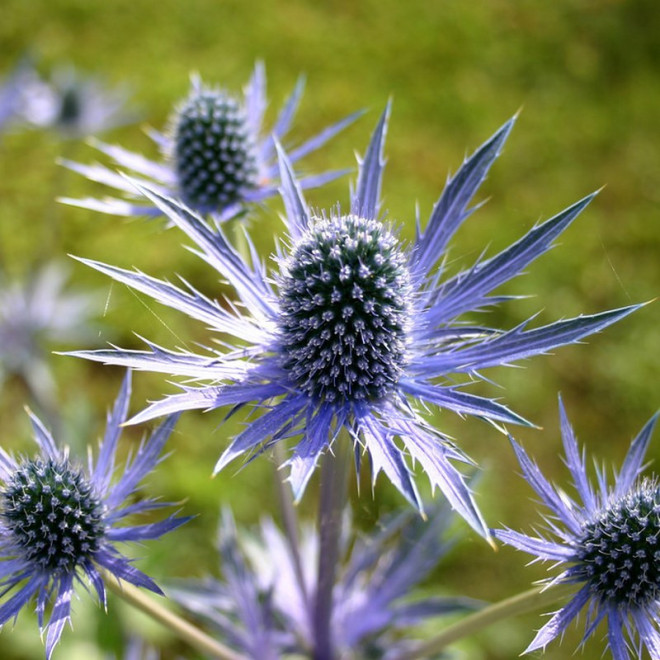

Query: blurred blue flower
0;371;188;659
170;503;474;659
71;105;639;537
495;399;660;659
0;262;97;406
0;61;33;132
13;63;136;138
61;62;360;223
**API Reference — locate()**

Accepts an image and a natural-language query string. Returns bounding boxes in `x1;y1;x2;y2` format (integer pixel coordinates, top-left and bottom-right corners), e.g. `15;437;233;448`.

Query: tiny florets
2;458;105;571
278;213;411;404
576;478;660;608
172;88;258;211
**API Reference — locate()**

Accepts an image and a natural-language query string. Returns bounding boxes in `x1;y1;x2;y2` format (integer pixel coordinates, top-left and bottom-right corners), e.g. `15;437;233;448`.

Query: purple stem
313;434;350;660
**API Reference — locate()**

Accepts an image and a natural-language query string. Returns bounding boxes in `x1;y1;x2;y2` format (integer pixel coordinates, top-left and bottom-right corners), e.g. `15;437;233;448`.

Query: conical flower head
576;477;660;609
61;62;361;222
2;458;105;572
278;212;411;403
172;83;259;212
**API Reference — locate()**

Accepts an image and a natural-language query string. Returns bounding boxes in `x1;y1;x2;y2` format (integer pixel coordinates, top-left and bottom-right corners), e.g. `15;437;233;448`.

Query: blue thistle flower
494;399;660;659
170;503;474;659
0;371;188;659
0;262;97;406
0;61;33;133
14;64;135;138
70;105;640;537
60;62;361;222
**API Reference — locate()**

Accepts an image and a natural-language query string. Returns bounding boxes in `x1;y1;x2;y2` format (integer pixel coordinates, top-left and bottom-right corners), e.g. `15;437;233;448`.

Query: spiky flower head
13;63;135;138
494;399;660;659
61;62;361;223
170;503;474;659
71;104;640;539
0;261;97;406
171;79;258;212
0;371;188;659
278;212;411;403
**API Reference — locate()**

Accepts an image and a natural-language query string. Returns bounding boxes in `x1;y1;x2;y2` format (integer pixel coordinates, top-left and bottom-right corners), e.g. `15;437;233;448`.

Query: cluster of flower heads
0;372;187;659
71;103;637;540
1;58;657;660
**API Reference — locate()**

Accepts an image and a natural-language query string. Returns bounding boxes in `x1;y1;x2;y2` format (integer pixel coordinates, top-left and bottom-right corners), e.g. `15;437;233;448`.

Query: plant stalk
273;442;311;614
312;432;351;660
101;569;248;660
391;582;575;660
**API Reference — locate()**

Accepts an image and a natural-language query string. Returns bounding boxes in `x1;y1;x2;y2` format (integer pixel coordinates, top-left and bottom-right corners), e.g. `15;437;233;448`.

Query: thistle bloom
0;371;187;658
495;400;660;659
0;61;32;132
0;262;97;405
14;64;135;138
170;503;474;659
71;105;639;537
61;62;360;223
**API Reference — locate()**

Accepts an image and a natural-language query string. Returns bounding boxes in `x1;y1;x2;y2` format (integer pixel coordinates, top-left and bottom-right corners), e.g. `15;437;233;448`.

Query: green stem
391;582;575;660
101;569;248;660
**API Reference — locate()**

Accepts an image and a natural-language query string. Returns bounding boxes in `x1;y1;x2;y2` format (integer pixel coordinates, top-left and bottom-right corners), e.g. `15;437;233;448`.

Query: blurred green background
1;0;659;658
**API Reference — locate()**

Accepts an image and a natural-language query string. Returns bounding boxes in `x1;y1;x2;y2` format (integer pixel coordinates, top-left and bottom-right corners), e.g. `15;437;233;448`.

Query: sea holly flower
60;62;361;223
0;371;188;659
0;262;97;405
494;399;660;659
170;503;475;659
13;63;135;138
70;104;640;537
0;61;33;133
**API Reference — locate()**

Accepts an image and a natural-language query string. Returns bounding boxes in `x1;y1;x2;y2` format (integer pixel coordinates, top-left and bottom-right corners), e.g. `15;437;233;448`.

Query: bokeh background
1;0;659;658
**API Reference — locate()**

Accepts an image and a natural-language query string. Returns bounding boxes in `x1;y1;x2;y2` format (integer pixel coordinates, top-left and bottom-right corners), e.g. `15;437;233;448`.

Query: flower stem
273;442;311;614
313;431;351;660
391;582;575;660
101;569;248;660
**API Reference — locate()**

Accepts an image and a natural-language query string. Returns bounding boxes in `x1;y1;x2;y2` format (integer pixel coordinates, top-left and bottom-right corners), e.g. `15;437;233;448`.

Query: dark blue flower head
71;104;640;538
170;78;259;212
278;211;411;404
495;399;660;659
61;62;361;223
0;371;188;659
